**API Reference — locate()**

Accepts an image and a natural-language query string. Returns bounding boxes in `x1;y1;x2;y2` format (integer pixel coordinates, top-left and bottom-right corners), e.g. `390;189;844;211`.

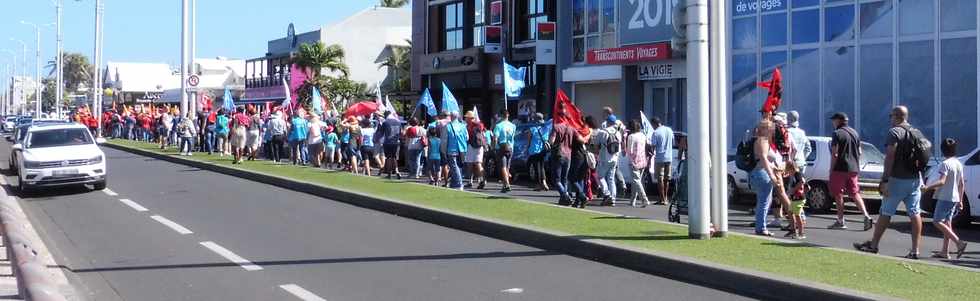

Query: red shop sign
587;43;671;65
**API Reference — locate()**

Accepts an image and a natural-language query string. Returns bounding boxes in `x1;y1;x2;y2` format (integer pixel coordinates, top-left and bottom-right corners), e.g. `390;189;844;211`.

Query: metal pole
34;28;42;118
708;0;729;237
686;0;710;239
56;0;64;119
189;0;197;119
180;0;189;119
93;0;104;136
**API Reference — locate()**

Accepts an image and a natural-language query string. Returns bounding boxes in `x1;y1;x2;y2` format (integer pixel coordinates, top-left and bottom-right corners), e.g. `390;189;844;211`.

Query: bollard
25;283;68;301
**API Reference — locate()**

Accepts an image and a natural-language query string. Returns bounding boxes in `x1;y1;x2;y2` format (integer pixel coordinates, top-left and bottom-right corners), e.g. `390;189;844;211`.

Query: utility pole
93;0;104;136
20;22;48;118
685;0;710;239
1;50;16;115
708;0;729;236
55;0;65;119
180;0;189;119
189;0;197;119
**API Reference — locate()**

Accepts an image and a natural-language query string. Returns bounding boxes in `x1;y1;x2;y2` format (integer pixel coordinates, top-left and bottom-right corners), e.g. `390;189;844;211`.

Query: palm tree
45;52;94;93
294;42;349;78
379;0;409;8
378;42;411;93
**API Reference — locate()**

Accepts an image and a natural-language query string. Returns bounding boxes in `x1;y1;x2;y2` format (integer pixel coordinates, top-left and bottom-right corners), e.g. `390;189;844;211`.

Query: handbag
536;128;552;153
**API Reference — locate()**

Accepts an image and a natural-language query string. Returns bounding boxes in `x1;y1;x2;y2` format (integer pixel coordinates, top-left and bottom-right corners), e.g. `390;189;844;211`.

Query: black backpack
735;138;758;172
469;129;487;148
897;125;932;174
604;128;621;155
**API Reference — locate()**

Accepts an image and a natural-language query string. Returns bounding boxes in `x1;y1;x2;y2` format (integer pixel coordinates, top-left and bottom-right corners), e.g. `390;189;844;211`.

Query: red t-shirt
233;113;250;128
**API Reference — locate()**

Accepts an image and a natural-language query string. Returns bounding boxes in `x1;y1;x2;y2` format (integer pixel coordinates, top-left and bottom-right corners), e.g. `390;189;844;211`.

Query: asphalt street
1;142;755;301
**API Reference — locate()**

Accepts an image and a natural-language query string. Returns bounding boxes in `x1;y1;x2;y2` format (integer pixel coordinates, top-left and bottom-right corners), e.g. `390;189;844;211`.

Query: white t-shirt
934;157;964;203
307;121;324;144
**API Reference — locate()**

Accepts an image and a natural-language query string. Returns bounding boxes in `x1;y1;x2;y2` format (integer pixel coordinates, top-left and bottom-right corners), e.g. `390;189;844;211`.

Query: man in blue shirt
288;112;309;165
493;110;517;193
440;112;468;190
650;117;674;205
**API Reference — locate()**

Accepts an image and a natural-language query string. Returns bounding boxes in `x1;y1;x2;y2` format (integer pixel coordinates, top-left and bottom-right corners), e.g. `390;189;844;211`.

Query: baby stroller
667;158;687;223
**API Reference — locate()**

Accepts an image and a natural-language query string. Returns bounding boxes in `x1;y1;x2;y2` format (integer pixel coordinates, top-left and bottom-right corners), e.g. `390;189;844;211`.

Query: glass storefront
732;0;979;155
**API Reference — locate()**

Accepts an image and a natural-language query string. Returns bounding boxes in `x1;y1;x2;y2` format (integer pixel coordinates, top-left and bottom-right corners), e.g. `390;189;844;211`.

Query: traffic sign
187;75;200;87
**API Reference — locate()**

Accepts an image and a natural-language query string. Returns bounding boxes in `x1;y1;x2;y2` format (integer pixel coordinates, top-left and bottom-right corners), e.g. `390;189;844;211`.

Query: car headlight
88;155;103;165
22;160;42;169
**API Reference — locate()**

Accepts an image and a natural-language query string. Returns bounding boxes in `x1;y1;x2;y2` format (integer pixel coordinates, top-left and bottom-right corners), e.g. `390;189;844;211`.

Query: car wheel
806;181;833;213
953;194;973;228
18;180;32;195
727;176;740;204
92;180;107;191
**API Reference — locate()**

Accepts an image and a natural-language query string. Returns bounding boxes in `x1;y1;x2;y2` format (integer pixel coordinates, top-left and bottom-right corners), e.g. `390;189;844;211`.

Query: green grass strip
109;139;978;300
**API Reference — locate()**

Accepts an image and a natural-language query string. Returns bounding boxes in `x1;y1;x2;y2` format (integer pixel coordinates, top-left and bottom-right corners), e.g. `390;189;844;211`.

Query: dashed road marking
150;215;193;235
103;189;118;196
199;241;262;271
119;199;148;212
279;284;327;301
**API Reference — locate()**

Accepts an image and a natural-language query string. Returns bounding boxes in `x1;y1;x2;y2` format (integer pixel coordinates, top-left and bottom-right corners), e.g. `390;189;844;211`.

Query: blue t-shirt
428;137;442;160
215;116;230;135
528;123;551;155
325;132;339;148
493;120;516;149
288;117;308;142
445;121;468;154
651;126;674;162
361;127;376;147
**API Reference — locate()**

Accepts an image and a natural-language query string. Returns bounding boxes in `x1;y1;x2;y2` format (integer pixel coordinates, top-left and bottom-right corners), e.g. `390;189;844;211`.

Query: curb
105;143;899;301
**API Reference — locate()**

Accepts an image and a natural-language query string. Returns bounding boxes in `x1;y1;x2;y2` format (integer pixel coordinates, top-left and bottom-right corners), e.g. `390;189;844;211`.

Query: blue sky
0;0;393;70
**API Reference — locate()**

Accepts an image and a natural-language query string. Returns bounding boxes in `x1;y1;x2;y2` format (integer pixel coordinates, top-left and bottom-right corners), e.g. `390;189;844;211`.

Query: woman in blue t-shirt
215;110;231;156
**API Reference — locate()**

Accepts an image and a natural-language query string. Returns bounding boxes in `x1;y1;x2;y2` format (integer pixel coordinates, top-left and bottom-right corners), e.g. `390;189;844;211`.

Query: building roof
104;62;179;93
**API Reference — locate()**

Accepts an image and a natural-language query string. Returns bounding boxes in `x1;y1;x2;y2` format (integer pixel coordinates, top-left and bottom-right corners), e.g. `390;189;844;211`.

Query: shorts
790;200;806;215
246;130;261;149
346;144;361;160
383;144;400;159
880;177;922;217
829;171;860;198
361;145;376;159
230;126;247;149
427;158;442;173
497;150;512;169
654;162;672;180
465;147;484;163
933;200;958;223
325;146;337;156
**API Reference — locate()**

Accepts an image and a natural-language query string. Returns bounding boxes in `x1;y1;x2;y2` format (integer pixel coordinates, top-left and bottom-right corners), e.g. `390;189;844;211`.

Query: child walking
921;138;969;259
426;128;442;185
784;161;807;239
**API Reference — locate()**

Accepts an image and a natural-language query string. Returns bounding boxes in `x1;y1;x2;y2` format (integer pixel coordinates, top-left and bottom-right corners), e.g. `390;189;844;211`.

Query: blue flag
311;86;324;115
222;87;235;113
441;82;460;114
417;88;437;117
504;60;526;98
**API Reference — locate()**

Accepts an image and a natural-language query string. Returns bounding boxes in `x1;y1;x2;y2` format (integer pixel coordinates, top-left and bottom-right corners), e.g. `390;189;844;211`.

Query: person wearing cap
786;111;811;174
827;112;874;231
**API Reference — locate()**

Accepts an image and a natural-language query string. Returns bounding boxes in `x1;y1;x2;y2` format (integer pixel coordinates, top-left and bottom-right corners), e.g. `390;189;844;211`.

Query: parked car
7;119;75;175
2;116;16;132
921;148;979;227
727;137;885;213
12;123;107;193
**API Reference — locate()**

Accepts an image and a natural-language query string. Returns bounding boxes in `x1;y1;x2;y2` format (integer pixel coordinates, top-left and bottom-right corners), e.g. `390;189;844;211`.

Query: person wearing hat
786;111;811;174
827;112;874;231
463;111;487;189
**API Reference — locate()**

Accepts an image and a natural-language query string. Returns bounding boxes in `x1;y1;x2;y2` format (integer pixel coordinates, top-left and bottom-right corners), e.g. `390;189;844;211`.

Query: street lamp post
54;0;65;119
1;50;17;115
180;0;189;119
20;22;53;118
9;39;28;116
93;0;104;137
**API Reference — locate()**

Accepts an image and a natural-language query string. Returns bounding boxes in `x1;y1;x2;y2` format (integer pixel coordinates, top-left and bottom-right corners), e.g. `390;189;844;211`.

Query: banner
503;60;527;98
485;26;502;54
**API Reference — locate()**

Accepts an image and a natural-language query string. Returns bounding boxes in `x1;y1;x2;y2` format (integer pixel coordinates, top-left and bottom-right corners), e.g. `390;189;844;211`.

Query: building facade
732;0;979;154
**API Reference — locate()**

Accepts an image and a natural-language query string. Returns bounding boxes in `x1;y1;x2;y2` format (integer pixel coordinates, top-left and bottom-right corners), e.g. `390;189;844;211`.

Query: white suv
12;123;107;193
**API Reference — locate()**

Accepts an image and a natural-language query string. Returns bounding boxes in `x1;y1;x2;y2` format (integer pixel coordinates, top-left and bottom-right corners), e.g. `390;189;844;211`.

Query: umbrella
344;101;380;118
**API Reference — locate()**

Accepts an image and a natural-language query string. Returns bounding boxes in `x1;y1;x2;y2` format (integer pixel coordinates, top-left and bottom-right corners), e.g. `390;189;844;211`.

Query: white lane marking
199;241;262;271
501;288;524;294
103;189;118;196
118;199;149;212
150;215;193;235
279;284;327;301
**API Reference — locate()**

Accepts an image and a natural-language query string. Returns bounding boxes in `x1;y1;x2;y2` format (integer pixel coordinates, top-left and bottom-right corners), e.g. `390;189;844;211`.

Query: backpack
469;129;487;148
735;138;758;172
897;125;932;174
604;127;621;155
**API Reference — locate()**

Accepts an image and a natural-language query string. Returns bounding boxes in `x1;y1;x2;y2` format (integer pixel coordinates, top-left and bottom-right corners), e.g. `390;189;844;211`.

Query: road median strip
107;140;978;301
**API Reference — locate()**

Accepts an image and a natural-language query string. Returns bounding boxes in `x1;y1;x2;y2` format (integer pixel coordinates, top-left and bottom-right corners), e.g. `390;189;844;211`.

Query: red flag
757;68;783;113
552;89;589;137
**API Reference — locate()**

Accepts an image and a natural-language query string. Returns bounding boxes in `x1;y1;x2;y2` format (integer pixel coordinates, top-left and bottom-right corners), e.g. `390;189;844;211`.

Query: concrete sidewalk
0;245;22;300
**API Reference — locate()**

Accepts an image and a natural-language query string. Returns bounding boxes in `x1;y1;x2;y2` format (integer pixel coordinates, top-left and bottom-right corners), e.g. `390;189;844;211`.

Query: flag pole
503;58;508;112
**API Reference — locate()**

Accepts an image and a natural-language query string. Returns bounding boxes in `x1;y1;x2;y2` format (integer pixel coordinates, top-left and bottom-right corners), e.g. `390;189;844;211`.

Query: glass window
733;1;756;17
825;0;854;3
940;0;977;32
522;0;548;41
789;49;821;134
825;5;856;42
601;33;616;48
573;0;585;36
899;0;934;35
443;2;464;50
823;46;855;136
732;54;758;142
602;0;615;32
733;17;758;49
27;128;93;148
474;0;485;46
762;51;789;110
573;37;585;62
859;43;893;147
793;0;820;8
899;40;935;141
941;38;978;155
587;0;599;34
860;1;893;39
792;9;820;44
762;13;788;46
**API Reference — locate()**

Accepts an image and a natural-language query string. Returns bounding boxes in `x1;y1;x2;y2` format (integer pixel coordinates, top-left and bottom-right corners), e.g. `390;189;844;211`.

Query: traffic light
671;0;688;54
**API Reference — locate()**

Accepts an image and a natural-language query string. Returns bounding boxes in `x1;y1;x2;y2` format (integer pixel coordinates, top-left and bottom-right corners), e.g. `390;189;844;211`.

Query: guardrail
1;201;68;301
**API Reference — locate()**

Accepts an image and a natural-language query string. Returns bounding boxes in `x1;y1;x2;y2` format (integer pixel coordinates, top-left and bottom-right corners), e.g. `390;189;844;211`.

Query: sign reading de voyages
587;42;670;65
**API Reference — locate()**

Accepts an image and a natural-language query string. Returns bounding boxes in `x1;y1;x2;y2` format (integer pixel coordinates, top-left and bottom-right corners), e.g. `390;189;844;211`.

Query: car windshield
5;117;16;122
27;128;93;149
860;142;884;166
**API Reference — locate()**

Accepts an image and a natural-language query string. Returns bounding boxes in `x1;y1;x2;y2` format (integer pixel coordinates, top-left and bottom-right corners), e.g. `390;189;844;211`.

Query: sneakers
863;216;875;231
853;241;878;254
956;242;969;259
828;220;848;230
500;186;511;193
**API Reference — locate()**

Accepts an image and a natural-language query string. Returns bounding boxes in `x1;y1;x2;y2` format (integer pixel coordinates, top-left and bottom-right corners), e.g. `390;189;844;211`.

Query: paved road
1;143;754;300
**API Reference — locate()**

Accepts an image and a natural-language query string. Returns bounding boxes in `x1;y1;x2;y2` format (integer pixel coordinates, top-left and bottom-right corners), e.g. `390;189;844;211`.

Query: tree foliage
379;0;409;8
378;40;412;93
45;52;94;93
